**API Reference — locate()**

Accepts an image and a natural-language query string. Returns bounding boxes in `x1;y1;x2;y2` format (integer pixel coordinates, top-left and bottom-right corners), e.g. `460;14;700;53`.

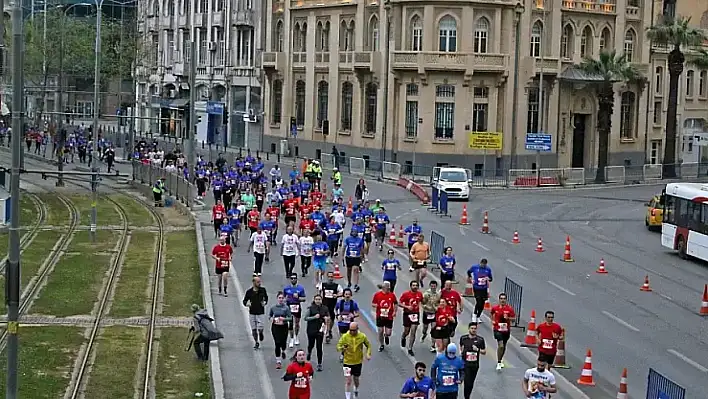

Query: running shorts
313;258;327;271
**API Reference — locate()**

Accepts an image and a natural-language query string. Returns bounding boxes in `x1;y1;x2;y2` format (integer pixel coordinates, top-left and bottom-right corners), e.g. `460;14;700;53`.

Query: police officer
458;323;486;399
153;177;165;207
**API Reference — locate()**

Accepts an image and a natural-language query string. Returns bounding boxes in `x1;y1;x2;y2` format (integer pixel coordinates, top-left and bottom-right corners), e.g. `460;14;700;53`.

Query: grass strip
110;194;155;227
19;193;38;226
162;230;202;316
0;327;85;399
36;193;71;226
155;328;211;399
31;231;118;316
109;232;157;317
83;326;145;399
0;231;63;304
68;194;122;226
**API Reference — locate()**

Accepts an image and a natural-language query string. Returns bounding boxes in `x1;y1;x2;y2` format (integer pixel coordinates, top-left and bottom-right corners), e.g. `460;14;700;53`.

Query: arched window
316;22;324;51
317;81;329;128
700;71;707;97
293;22;300;51
271;80;283;124
300;23;308;52
365;83;378;134
561;24;574;59
620;91;636;139
340;82;353;131
151;0;159;15
599;27;612;51
321;21;330;51
295;80;306;127
275;20;284;52
410;16;423;51
686;70;695;97
438;16;457;52
581;26;593;58
474;17;489;53
655;66;663;94
530;22;542;57
368;16;379;51
623;30;635;61
167;0;175;16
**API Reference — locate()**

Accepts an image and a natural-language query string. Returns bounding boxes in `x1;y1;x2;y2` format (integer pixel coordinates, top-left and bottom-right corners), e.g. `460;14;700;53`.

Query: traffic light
322;120;329;135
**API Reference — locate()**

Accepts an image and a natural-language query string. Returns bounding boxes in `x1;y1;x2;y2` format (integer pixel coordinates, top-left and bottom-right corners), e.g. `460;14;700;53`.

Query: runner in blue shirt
401;362;435;399
343;230;364;292
335;288;360;361
259;214;277;252
382;249;402;292
312;235;330;283
431;344;464;398
300;179;311;201
439;246;456;286
227;203;241;246
219;222;234;247
325;217;343;257
405;220;423;272
374;208;390;251
283;274;307;347
466;258;493;323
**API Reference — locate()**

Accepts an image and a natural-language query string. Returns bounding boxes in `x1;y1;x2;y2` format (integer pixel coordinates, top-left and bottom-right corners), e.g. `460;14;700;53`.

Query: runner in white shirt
248;226;269;277
333;208;347;248
280;225;300;279
298;229;314;279
522;358;557;399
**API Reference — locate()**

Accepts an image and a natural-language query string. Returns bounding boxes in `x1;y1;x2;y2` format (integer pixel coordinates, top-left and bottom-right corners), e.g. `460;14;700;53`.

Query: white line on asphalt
506;259;529;271
459;226;466;236
472;241;489;251
495;236;509;243
546;281;576;296
668;349;708;373
601;311;640;332
660;294;673;301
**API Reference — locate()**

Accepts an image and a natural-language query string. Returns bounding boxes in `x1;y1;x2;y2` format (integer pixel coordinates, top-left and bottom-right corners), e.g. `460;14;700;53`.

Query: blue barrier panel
429;230;445;271
503;277;525;330
429;186;439;212
439;191;452;218
647;369;685;399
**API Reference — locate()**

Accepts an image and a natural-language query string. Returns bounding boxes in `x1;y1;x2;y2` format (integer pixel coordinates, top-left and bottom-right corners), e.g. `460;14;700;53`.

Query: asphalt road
400;183;708;399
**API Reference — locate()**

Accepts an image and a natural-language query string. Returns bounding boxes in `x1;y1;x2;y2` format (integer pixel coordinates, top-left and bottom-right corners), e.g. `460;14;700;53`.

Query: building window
527;88;543;133
365;83;378;134
700;71;707;97
472;104;487;132
406;83;419;96
530;22;542;58
271;80;283;124
295;80;306;127
198;28;207;64
436;84;455;98
620;91;636;139
474;17;489;53
623;30;635;61
473;86;488;99
581;26;593;58
212;0;223;12
368;16;379;51
686;70;694;97
315;21;330;51
599;28;612;51
405;101;418;139
317;81;329;128
650;140;662;164
274;21;284;52
434;84;455;139
298;23;308;52
198;0;207;13
340;82;353;131
167;0;175;15
411;16;422;51
653;100;661;125
561;24;573;59
339;21;355;51
75;101;94;118
655;66;663;94
438;16;457;52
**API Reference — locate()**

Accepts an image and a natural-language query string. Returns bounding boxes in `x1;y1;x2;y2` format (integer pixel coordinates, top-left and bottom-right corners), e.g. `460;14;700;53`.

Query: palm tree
646;17;707;178
579;50;643;183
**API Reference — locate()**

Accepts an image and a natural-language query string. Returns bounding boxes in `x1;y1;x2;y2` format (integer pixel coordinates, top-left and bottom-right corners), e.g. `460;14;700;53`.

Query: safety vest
313;166;322;176
306;164;315;174
153;181;163;193
333;171;342;185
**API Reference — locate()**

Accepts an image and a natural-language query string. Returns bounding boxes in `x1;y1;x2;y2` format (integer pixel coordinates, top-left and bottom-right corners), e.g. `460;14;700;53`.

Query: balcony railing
391;52;506;72
625;6;640;19
339;51;354;65
562;0;616;13
292;52;307;67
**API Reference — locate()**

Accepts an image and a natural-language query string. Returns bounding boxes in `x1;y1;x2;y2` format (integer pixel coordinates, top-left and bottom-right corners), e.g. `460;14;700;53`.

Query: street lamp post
510;2;524;170
90;0;103;242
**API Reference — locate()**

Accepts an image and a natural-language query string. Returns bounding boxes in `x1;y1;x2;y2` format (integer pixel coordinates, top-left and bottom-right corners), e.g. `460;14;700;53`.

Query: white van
432;166;472;201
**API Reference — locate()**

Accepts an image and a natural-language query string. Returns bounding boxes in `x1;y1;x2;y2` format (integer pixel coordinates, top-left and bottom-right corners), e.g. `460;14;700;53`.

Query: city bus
661;182;708;260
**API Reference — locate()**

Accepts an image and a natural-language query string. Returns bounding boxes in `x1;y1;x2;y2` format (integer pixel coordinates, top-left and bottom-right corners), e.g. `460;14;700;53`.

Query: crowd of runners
204;156;561;399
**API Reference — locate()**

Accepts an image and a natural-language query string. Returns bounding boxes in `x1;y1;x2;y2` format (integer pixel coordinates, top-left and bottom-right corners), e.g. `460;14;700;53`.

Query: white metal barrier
562;168;585;185
349;157;366;176
643;164;662;180
508;169;538;187
680;162;699;179
320;153;335;170
604;166;625;183
382;161;402;180
538;168;563;186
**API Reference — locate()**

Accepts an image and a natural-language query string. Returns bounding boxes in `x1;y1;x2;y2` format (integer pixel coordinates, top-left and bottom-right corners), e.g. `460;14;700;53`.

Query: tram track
0;191;48;275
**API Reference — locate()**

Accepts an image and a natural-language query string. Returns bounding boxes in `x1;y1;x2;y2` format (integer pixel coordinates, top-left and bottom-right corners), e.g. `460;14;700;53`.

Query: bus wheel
677;236;687;259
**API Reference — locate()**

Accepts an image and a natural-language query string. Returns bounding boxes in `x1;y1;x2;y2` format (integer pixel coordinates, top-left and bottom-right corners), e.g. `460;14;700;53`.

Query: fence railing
132;161;197;208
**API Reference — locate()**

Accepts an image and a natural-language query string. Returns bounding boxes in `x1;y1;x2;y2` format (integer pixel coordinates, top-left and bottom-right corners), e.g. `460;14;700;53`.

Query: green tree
580;50;644;183
646;17;707;177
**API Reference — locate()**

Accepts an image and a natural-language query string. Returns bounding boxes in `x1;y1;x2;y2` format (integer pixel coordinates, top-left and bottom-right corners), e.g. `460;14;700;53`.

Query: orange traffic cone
561;235;574;262
480;211;490;234
332;261;343;279
640;276;652;292
596;258;608;274
512;231;520;244
535;238;545;253
346;196;353;217
699;284;708;316
520;310;537;347
396;225;405;248
553;328;571;369
484;287;491;311
388;224;397;245
616;368;628;399
459;205;470;225
577;349;596;386
462;277;475;297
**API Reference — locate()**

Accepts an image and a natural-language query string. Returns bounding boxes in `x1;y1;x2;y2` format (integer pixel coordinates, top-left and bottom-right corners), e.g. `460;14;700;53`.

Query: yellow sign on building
468;132;503;150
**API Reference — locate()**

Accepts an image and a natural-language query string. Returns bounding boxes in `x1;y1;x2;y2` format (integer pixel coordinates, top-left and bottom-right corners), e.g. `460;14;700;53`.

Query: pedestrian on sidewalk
189;304;223;361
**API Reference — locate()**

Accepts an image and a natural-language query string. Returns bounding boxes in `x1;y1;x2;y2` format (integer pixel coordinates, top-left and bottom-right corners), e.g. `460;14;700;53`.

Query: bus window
659;192;665;206
664;195;675;224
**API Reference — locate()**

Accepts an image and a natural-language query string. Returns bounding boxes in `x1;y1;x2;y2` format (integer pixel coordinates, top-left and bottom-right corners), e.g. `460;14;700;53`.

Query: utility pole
510;3;524;170
186;39;196;168
6;1;25;398
90;1;104;242
536;7;546;182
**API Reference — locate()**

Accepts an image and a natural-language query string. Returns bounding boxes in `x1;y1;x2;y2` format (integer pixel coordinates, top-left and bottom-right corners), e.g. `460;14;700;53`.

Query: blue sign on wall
525;133;552;152
206;101;224;115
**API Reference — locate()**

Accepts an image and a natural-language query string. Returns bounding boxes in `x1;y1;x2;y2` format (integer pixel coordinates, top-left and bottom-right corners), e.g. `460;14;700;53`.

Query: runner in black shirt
458;322;486;399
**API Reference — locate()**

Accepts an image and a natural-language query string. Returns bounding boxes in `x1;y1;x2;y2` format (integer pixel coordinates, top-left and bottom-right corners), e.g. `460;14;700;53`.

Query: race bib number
324;289;335;298
386;263;396;270
542;339;554;350
215;212;222;219
349;250;357;257
294;377;308;388
408;314;419;323
255;242;265;252
413;396;424;399
284;244;295;252
477;277;487;285
380;307;390;317
290;304;300;313
316;249;324;256
497;323;508;332
341;313;351;321
417;260;425;266
343;367;352;377
442;375;455;386
220;260;230;267
274;317;284;325
425;313;436;321
465;352;478;362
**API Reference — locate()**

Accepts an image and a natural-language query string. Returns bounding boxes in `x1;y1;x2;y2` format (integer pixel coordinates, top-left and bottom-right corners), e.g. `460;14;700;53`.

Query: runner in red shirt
283;194;299;226
211;199;226;239
372;281;397;352
536;310;564;368
266;203;281;220
299;218;315;235
440;280;462;338
310;190;323;204
283;349;315;399
247;205;261;234
399;281;424;356
299;199;313;219
431;298;455;353
490;292;516;371
211;235;233;296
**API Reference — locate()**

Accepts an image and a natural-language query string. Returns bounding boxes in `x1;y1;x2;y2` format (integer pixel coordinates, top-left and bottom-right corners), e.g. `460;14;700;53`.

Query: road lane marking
495;236;508;243
660;294;673;301
547;281;576;296
459;226;466;236
506;259;529;271
668;349;708;373
601;311;640;332
472;241;489;251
